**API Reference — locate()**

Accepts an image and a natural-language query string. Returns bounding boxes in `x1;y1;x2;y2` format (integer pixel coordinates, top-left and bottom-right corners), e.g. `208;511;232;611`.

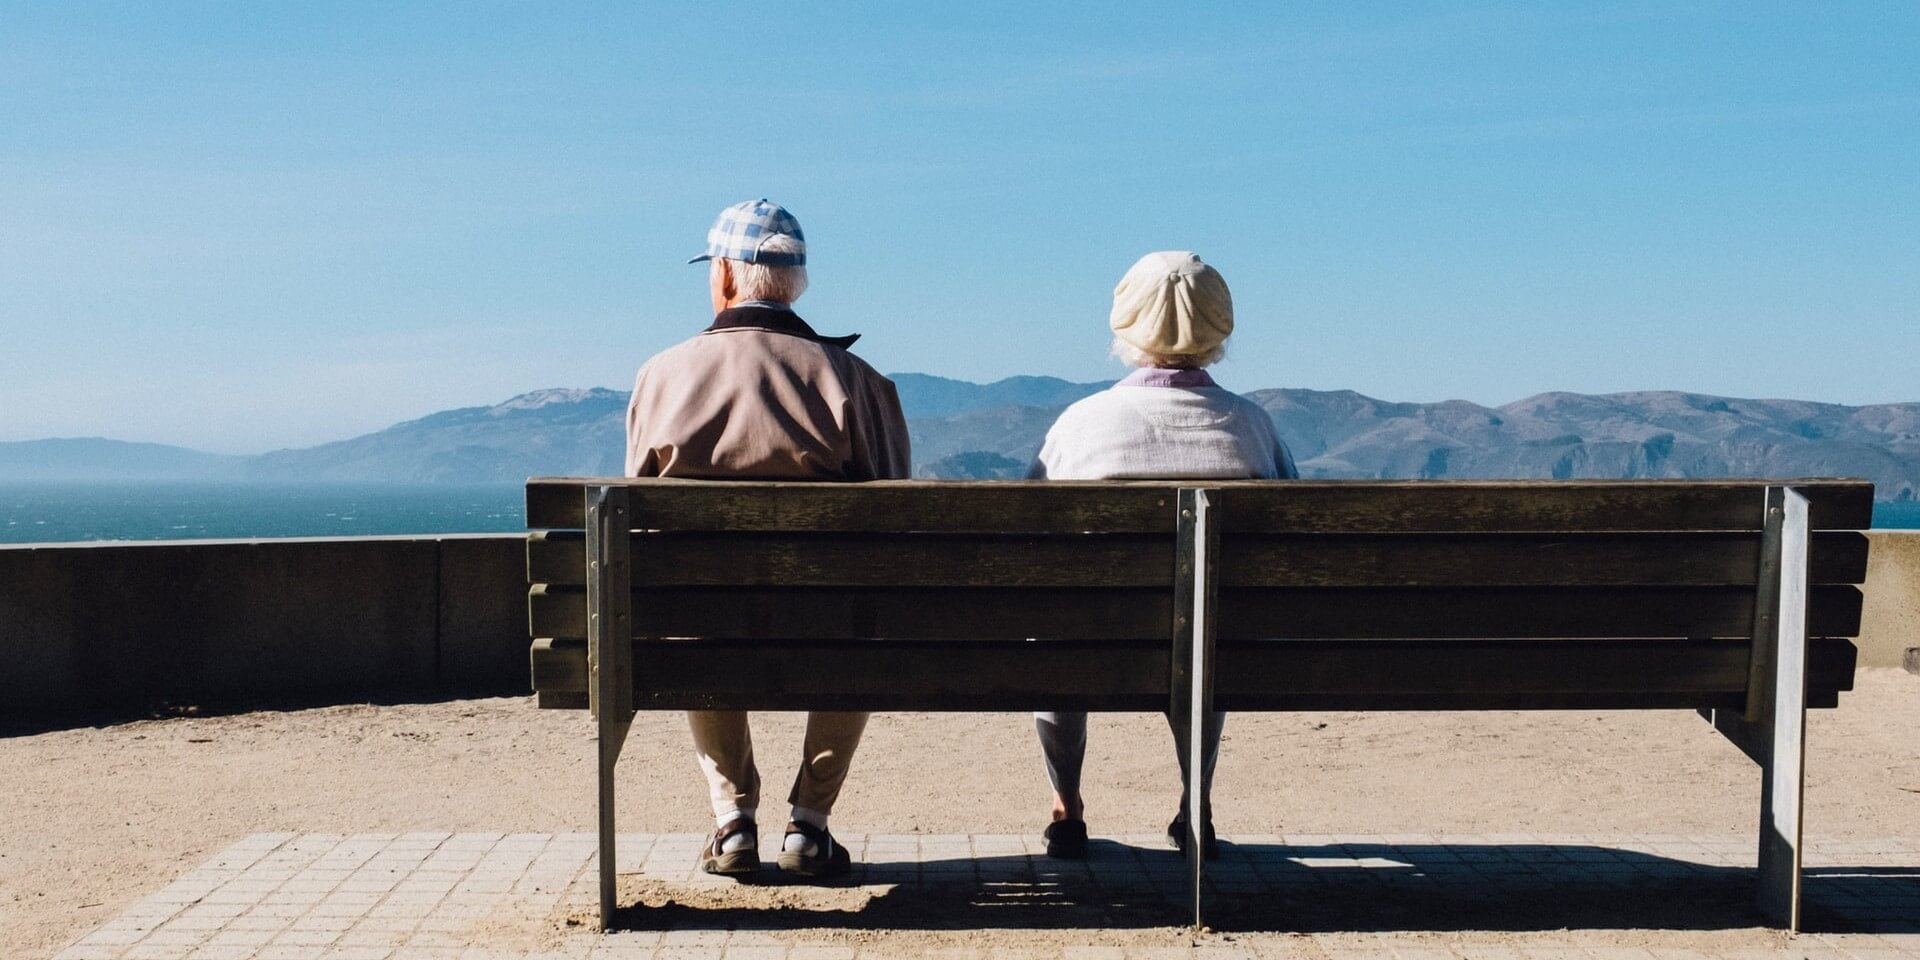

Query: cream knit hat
1109;251;1233;357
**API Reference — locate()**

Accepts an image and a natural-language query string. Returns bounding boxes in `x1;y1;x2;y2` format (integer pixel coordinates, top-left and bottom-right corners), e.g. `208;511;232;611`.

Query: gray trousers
1033;710;1225;818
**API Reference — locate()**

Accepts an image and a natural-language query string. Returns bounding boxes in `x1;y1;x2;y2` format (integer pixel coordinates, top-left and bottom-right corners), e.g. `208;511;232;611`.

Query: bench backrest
526;478;1871;713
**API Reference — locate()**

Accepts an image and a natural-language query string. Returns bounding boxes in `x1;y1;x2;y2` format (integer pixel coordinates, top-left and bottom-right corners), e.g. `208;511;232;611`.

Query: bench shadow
1802;865;1920;935
606;841;1919;935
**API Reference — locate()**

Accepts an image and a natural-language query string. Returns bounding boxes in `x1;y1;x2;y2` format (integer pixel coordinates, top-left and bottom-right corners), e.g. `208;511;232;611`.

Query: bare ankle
1050;795;1084;822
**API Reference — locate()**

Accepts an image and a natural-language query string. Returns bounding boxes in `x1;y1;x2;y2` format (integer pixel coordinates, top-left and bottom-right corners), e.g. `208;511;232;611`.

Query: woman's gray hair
723;234;809;304
1110;336;1227;369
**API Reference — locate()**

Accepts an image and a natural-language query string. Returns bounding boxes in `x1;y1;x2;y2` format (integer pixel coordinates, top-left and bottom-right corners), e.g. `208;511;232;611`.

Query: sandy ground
2;671;1916;958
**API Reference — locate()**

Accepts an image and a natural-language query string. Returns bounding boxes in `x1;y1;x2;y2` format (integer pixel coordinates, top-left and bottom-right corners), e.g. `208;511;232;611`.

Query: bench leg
1704;486;1810;931
1172;488;1219;930
597;709;632;931
1754;486;1811;931
1704;487;1804;929
587;486;636;931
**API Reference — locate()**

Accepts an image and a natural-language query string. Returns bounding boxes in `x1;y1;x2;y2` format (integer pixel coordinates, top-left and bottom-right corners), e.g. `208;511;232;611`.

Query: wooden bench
525;477;1874;932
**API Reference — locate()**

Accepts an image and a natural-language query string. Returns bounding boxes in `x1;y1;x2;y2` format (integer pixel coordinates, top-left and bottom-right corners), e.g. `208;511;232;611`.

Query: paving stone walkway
51;833;1920;960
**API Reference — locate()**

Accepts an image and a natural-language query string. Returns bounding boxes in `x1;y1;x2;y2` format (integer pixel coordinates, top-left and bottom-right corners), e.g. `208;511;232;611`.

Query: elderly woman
1028;251;1297;860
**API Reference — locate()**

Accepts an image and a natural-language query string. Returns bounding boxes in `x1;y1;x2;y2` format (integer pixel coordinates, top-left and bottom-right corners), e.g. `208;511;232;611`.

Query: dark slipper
1166;814;1220;861
1043;818;1089;859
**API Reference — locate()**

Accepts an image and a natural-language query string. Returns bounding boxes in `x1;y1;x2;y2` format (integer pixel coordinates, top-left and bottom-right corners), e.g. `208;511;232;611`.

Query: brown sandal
698;817;759;876
777;821;851;879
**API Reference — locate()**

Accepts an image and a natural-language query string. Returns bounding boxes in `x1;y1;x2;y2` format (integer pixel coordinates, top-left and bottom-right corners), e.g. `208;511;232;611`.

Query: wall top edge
5;530;1918;552
0;532;526;551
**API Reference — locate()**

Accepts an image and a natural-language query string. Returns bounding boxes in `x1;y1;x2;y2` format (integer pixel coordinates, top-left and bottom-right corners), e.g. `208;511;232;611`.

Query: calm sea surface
1;481;1916;545
1876;500;1920;530
0;481;526;544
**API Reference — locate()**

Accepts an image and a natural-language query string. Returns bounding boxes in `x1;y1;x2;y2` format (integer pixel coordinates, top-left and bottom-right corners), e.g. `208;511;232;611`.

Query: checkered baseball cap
688;199;807;266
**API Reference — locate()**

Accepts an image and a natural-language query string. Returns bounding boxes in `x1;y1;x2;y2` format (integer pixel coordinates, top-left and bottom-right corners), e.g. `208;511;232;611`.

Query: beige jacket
624;307;912;480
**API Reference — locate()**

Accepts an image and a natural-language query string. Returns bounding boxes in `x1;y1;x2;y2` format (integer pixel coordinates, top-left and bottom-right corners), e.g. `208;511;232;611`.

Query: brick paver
51;833;1920;959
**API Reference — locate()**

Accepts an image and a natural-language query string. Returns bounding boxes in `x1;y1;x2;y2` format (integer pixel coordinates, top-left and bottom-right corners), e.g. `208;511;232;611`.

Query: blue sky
1;3;1916;453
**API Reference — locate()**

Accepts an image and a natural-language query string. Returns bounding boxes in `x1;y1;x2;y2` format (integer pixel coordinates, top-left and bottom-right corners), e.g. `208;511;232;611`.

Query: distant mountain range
3;375;1916;500
0;437;246;481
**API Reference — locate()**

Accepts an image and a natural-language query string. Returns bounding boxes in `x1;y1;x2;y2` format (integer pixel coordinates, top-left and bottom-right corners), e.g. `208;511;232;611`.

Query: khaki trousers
688;710;869;818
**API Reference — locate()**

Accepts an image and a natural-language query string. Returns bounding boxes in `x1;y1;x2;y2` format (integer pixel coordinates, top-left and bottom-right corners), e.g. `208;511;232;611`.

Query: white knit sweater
1028;369;1297;481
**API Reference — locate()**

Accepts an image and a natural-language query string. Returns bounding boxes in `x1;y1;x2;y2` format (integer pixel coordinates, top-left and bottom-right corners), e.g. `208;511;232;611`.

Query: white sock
716;808;756;854
784;806;828;855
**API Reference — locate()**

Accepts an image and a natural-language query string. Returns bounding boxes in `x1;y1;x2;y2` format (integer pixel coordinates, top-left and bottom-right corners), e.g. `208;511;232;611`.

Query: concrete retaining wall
1861;531;1920;668
0;535;527;717
2;530;1915;720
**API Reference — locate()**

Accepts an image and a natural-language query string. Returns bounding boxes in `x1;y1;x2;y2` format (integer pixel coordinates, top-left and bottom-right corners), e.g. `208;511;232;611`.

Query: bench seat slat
526;478;1875;533
528;531;1868;589
527;584;1863;641
527;637;1854;711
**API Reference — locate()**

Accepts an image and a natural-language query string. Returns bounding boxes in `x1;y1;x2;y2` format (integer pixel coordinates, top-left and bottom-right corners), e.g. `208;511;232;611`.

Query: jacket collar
1119;367;1217;388
705;304;860;349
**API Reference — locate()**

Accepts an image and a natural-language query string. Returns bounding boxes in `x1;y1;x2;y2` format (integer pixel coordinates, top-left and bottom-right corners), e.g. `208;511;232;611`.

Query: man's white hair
1110;337;1227;369
721;234;809;304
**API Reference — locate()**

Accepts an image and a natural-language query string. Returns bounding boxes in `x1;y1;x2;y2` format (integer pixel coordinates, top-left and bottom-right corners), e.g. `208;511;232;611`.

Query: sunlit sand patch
609;875;883;918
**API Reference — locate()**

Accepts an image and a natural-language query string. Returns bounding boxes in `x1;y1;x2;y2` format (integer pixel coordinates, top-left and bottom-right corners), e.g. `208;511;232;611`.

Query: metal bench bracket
587;485;635;931
1171;488;1219;930
1701;485;1810;930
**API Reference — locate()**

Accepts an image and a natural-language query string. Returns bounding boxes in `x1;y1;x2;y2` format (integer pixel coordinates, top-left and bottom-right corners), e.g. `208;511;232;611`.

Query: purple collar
1119;367;1217;388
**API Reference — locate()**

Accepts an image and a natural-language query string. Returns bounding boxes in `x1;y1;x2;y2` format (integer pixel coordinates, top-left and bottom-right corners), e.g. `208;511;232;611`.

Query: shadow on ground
0;685;526;738
603;842;1919;936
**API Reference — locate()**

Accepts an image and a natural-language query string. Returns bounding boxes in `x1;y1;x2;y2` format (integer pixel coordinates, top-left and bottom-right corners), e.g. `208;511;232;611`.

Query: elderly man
626;199;911;878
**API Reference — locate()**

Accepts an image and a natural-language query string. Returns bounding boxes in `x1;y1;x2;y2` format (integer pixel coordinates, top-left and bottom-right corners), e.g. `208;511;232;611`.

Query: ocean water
1;481;1916;545
0;481;526;544
1876;500;1920;530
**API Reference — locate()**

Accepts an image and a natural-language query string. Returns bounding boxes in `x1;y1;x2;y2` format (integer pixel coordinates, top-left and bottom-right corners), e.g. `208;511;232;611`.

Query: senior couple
626;199;1298;879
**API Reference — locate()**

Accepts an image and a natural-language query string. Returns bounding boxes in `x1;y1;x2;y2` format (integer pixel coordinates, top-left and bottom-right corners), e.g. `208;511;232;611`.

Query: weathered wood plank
595;532;1174;588
525;583;566;639
1219;482;1873;534
648;640;1168;711
526;478;1874;533
1222;532;1868;588
1220;585;1865;640
528;530;1866;589
526;638;1171;708
527;531;584;585
529;480;1179;533
537;690;589;710
1213;638;1858;711
530;637;586;691
527;637;1855;711
526;584;1863;641
532;585;1169;640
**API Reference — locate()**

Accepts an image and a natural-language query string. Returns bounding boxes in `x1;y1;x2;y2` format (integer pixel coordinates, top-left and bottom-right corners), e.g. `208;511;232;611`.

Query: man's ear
717;259;737;300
